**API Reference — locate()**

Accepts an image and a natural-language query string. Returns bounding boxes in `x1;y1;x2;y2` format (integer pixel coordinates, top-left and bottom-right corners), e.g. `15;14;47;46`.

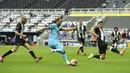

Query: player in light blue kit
37;17;76;66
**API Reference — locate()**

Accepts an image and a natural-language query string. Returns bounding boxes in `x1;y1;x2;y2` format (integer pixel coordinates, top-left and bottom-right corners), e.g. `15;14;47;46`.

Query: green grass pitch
0;46;130;73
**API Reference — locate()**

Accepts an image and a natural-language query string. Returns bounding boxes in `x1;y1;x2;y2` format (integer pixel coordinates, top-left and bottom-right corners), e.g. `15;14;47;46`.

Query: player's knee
100;55;105;60
11;49;17;52
62;50;66;54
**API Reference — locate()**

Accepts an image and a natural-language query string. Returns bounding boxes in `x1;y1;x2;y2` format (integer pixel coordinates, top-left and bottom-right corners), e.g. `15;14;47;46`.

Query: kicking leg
53;43;71;65
107;45;126;56
53;48;70;65
108;46;120;54
0;45;19;63
24;43;42;62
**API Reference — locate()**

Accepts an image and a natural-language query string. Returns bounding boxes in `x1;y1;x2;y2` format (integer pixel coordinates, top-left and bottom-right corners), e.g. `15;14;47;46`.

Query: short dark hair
98;21;103;24
114;27;118;30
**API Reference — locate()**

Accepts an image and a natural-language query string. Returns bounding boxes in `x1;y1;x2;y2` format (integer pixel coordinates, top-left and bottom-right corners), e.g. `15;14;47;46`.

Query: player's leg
88;40;106;60
79;42;86;56
93;53;106;60
52;43;70;65
0;45;19;62
108;45;120;54
88;48;106;60
107;45;126;56
77;38;86;55
23;43;42;62
77;38;82;55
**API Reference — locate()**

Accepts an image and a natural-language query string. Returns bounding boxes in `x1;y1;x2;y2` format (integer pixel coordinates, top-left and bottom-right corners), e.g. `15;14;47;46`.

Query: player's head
21;16;27;25
56;18;62;26
79;21;83;26
114;27;118;32
97;21;103;28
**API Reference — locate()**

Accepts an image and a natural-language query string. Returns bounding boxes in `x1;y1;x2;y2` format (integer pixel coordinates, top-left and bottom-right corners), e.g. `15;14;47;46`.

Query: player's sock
93;55;100;59
29;50;37;59
110;47;119;54
80;47;84;53
77;49;80;55
62;54;69;64
2;50;13;58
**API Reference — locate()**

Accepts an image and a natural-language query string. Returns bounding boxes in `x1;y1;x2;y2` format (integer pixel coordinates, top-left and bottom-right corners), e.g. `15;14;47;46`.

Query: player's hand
22;35;27;38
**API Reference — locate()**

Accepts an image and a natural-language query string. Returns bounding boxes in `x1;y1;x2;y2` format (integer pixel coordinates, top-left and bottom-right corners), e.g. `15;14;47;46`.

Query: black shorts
97;40;108;54
78;38;85;45
15;38;27;46
112;40;119;44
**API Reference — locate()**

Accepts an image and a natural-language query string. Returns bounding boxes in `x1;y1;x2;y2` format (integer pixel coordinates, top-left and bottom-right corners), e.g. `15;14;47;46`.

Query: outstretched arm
61;27;77;31
71;29;76;35
36;27;49;32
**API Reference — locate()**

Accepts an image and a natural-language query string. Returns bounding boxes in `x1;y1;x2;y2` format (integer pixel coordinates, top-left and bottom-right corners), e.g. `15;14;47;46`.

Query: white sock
66;61;70;65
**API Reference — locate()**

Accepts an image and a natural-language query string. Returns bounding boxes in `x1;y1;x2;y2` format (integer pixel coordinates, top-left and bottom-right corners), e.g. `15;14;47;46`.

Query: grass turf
0;46;130;73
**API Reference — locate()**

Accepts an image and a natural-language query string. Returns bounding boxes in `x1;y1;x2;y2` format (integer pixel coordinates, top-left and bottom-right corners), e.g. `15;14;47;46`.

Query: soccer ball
70;59;77;66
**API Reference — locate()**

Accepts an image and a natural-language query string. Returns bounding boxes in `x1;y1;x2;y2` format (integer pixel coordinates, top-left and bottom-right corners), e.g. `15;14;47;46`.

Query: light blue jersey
48;23;61;41
48;23;62;49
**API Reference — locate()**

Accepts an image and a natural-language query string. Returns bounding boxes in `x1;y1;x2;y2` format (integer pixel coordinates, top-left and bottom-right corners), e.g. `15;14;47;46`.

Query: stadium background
0;0;130;73
1;0;130;47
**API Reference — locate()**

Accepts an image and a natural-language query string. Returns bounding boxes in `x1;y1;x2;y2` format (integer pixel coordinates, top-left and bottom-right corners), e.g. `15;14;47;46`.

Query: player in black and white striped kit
87;21;126;60
111;27;121;49
72;21;87;56
0;16;42;63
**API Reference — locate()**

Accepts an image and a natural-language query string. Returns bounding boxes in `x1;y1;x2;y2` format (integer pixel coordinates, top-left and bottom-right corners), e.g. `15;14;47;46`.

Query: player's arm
87;29;99;38
71;27;77;35
61;27;77;31
15;30;26;37
36;27;49;32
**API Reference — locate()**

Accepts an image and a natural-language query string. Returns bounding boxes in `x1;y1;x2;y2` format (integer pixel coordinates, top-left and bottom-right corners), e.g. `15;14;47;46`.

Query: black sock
81;47;84;53
79;47;83;53
110;48;119;54
93;55;100;59
2;50;13;58
29;51;37;59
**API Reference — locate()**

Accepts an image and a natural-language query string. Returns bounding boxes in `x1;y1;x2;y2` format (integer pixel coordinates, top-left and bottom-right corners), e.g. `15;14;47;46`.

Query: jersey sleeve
49;24;56;29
